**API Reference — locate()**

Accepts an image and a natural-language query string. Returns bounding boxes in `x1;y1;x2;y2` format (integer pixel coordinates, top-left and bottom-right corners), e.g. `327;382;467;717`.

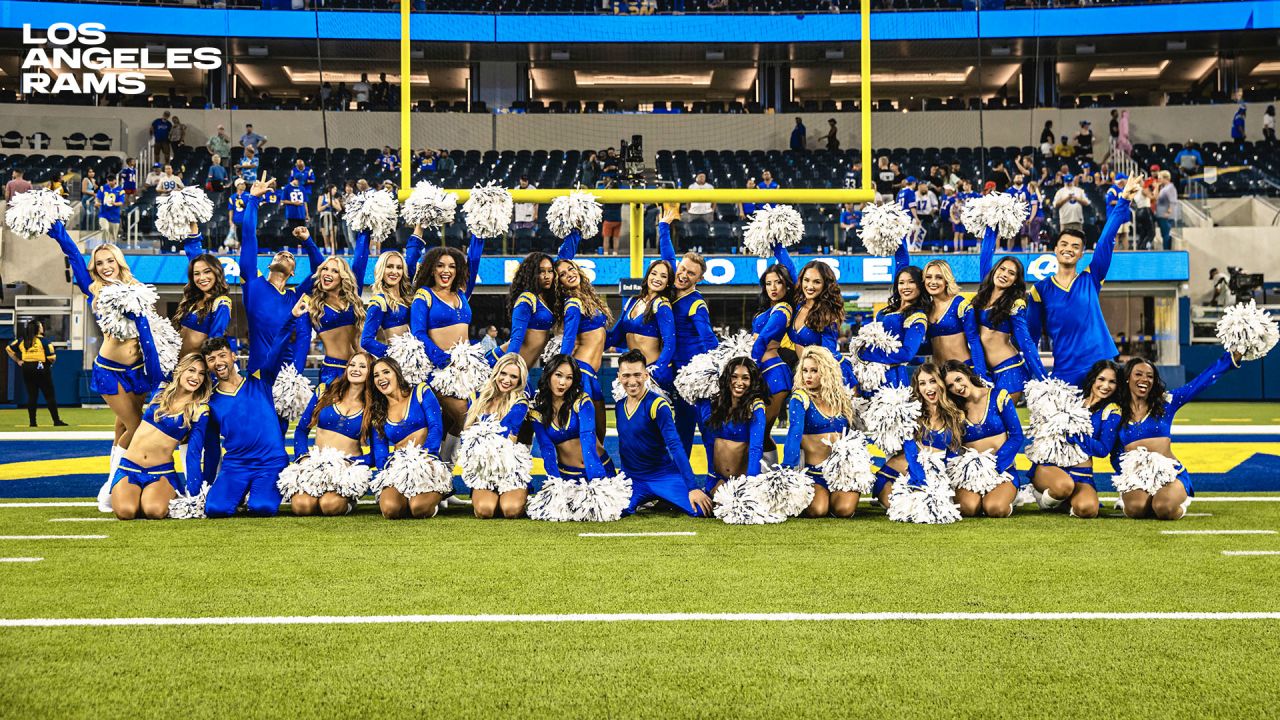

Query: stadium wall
3;103;1270;159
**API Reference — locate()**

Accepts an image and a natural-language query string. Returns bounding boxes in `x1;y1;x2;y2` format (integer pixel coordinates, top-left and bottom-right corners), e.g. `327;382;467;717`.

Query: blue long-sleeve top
1115;351;1237;452
975;297;1047;380
370;383;445;469
607;296;677;383
49;221;95;301
1068;402;1122;461
696;397;766;479
782;388;850;468
530;393;607;480
409;234;482;366
141;401;214;496
615;389;697;489
751;302;793;363
239;195;324;367
206;313;294;468
926;295;987;372
783;247;842;356
659;221;719;363
129;313;166;387
469;396;530;439
556;231;609;360
360;235;424;357
901;426;956;487
1026;198;1129;384
859;307;928;365
179;233;231;341
506;291;556;360
961;388;1024;475
292;384;367;461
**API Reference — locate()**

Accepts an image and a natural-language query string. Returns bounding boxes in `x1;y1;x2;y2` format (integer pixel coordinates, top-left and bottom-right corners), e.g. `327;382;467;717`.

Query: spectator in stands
417;148;438;174
80;169;97;231
917;180;938;245
1075;120;1095;158
96;175;122;244
156;164;183;196
1054;135;1074;159
685;172;715;225
580;151;599;189
1134;175;1157;249
1039;120;1055;156
758;169;779;208
1012;151;1034;179
206;154;228;194
839;203;861;253
600;176;622;255
437;148;455;175
353;74;372;106
1108;110;1120;151
240;123;267;151
227;178;249;245
5;169;31;201
1117;109;1132;155
120;158;138;204
1264;105;1276;143
144;162;164;191
790;117;807;152
512;175;538;234
283;176;309;234
1006;174;1031;251
1154;170;1177;250
1052;173;1089;235
239;146;260;184
151;110;173;164
1077;162;1095;187
290;158;316;202
896;176;920;245
1175;140;1203;176
1231;104;1246;142
478;325;500;356
207;124;230;161
1206;268;1230;306
61;166;81;206
989;160;1012;191
377;146;399;174
737;177;759;220
947;162;965;188
317;185;339;256
374;73;390;108
1095;162;1115;188
170;115;187;148
825;118;840;151
1025;180;1045;250
873;156;898;202
1105;172;1132;250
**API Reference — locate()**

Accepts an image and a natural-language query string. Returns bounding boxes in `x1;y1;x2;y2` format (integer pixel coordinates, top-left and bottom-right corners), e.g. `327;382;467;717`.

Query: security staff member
6;321;68;427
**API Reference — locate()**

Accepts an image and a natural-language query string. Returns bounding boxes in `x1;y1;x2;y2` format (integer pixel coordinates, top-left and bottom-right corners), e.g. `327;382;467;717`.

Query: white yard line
0;535;107;541
0;557;42;563
0;502;98;508
1161;530;1276;535
48;518;114;522
1183;513;1213;517
1222;551;1280;556
578;532;697;538
3;611;1280;629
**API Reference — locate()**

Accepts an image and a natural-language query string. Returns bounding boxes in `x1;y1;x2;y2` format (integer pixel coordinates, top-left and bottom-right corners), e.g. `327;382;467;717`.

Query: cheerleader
178;223;232;356
783;347;860;517
922;260;987;373
48;221;158;510
1114;351;1241;520
461;353;532;519
857;262;930;389
489;251;557;370
788;260;843;358
606;260;677;389
409;234;483;438
283;351;375;516
943;360;1024;518
974;237;1046;401
360;228;424;356
530;354;617;484
658;208;719;451
293;228;369;383
750;244;796;461
1027;360;1120;519
697;357;767;495
871;362;967;508
110;353;214;520
554;240;613;439
368;357;448;520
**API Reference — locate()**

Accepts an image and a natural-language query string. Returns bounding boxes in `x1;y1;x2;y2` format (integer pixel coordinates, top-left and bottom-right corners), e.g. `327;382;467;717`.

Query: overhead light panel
1252;61;1280;74
706;50;725;61
1166;39;1187;51
1089;60;1169;80
825;49;845;60
575;71;712;86
831;67;973;84
1075;44;1096;55
282;67;429;85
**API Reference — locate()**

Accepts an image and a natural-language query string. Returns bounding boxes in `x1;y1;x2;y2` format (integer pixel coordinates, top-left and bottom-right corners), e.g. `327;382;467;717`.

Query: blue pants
805;464;828;490
991;355;1029;396
761;356;792;396
205;456;288;517
318;355;347;385
577;360;603;403
91;355;154;396
111;459;181;493
625;473;704;517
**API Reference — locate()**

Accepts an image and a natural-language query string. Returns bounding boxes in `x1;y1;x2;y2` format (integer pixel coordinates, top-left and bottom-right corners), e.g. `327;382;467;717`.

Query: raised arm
979;225;997;281
772;243;798;284
994;391;1023;475
576;398;607;480
183;230;205;262
292;391;319;460
505;293;535;358
48;221;93;298
360;297;388;357
746;401;766;477
532;417;563;480
409;292;454;367
1085;197;1128;286
1170;351;1238;412
405;233;425;279
688;298;719;352
958;298;988;378
652;300;677;385
464;234;483;298
560;298;583;358
351;230;371;295
782;393;808;467
859;313;926;365
658;220;676;267
238;195;261;285
751;304;791;363
895;235;911;279
296;233;324;296
556;229;581;263
1009;300;1047;380
654;398;697;490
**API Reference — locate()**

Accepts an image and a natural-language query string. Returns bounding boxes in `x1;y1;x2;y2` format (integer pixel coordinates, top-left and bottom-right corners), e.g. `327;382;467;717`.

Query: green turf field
2;498;1279;718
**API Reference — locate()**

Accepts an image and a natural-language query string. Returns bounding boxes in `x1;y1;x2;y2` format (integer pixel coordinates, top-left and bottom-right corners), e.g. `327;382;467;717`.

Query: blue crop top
178;233;232;340
469;396;530;439
975;297;1047;380
370;383;445;469
1116;351;1236;451
560;297;609;359
293;384;366;460
507;291;556;357
359;236;426;356
408;234;482;366
859;307;928;367
697;397;767;479
961;388;1024;474
142;401;213;495
752;302;793;363
926;295;987;372
782;389;851;467
607;296;676;382
530;393;608;480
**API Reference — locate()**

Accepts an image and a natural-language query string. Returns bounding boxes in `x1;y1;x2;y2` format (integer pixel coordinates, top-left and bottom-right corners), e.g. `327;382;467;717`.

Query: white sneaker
96;479;113;513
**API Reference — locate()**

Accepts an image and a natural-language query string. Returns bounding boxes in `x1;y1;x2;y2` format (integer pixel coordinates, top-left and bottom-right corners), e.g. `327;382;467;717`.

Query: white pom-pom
886;452;960;525
755;465;815;517
463;184;514;239
400;181;457;230
712;475;785;525
277;447;371;499
344;189;400;243
821;430;876;494
272;364;314;424
386;333;432;385
457;418;532;493
547;191;602;240
430;342;490;399
674;350;721;404
1024;377;1093;467
961;192;1028;241
167;483;209;520
94;282;159;339
539;334;564;365
370;442;453;497
527;477;587;522
1111;447;1182;495
847;321;901;393
150;313;182;377
741;204;803;258
947;448;1012;495
716;330;756;365
864;384;921;457
1216;300;1279;362
575;473;632;522
5;189;71;238
155;186;214;242
857;203;912;257
611;376;669;403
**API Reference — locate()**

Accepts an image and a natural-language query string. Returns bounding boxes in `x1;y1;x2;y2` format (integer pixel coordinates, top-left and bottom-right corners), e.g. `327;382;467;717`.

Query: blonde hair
464;353;529;430
87;244;138;298
911;362;965;452
795;346;855;424
922;259;960;298
308;256;367;337
150;353;212;429
373;251;412;308
556;259;613;325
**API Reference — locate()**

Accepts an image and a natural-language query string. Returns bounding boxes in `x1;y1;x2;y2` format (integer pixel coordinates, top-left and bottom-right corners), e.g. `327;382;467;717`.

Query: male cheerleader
615;350;713;517
1028;175;1141;386
658;208;719;454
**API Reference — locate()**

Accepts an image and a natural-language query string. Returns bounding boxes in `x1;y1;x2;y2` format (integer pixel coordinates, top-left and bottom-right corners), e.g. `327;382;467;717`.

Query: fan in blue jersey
782;348;861;518
289;159;316;202
1027;175;1142;386
871;363;966;510
696;357;767;496
361;229;425;357
614;351;712;517
606;260;678;390
178;225;232;357
943;360;1025;518
554;236;615;440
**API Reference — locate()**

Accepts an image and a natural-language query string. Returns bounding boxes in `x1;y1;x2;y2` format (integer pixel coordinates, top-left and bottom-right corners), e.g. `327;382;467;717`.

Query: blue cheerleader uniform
292;231;371;384
111;402;214;495
409;235;483;368
1027;402;1121;488
556;232;611;402
616;390;701;516
961;388;1025;484
696;397;766;492
976;297;1047;396
608;296;677;389
659;221;720;451
858;306;929;389
926;295;988;375
752;302;794;396
782;388;849;489
469;395;530;439
292;384;369;463
489;290;556;367
361;234;424;357
369;383;445;469
872;427;957;496
180;233;232;344
530;393;616;481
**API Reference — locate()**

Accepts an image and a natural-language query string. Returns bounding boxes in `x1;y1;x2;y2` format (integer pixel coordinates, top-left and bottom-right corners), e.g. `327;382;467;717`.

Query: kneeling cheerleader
527;354;628;522
279;352;376;516
368;357;450;519
942;360;1024;518
457;354;533;519
111;353;215;520
1025;361;1121;518
782;347;869;518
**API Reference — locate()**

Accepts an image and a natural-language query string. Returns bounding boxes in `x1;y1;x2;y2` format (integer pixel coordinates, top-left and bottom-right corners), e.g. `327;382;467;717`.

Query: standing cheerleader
922;260;987;373
750;247;796;462
530;354;617;485
658;208;719;451
281;352;375;516
293;226;369;383
460;354;532;519
857;261;930;389
1113;351;1241;520
698;357;768;495
871;362;966;509
555;241;613;440
367;357;449;520
177;223;232;356
1027;360;1120;519
783;347;862;517
943;360;1024;518
607;260;677;390
489;251;557;370
971;254;1046;402
360;229;424;357
110;353;214;520
788;260;844;358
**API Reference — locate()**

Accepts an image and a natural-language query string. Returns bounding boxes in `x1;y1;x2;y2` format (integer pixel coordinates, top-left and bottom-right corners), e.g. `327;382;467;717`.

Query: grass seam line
1160;530;1276;535
578;532;698;537
0;557;42;563
1222;551;1280;556
0;535;108;540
